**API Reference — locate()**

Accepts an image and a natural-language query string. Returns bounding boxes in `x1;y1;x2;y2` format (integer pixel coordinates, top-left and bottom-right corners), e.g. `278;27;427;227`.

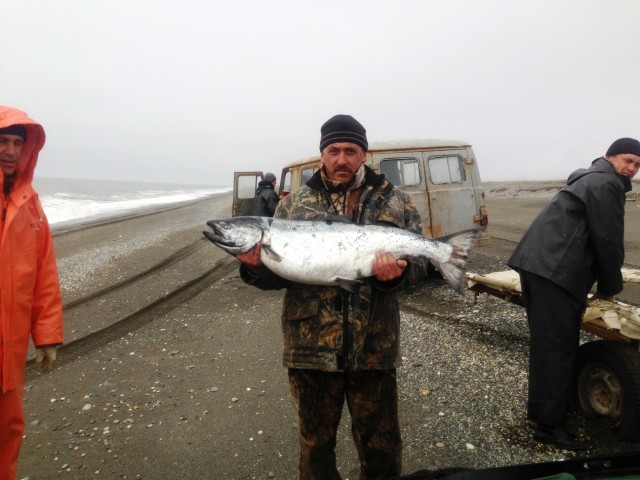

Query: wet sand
16;184;640;479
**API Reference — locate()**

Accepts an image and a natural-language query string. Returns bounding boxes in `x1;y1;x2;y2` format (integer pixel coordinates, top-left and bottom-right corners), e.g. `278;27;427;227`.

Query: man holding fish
210;115;477;479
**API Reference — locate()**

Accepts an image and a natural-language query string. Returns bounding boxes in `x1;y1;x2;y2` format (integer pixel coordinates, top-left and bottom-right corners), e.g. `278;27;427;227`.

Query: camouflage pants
288;368;402;480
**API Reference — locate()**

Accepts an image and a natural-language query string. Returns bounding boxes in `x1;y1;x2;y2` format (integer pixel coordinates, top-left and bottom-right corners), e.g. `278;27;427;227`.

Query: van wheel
576;340;640;442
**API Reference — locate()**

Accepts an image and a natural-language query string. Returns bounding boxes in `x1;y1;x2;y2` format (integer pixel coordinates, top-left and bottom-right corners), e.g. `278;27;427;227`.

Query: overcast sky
2;0;639;186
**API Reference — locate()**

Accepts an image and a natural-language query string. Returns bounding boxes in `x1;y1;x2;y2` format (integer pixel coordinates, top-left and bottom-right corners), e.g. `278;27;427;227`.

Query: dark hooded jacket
251;180;280;217
240;166;429;372
508;157;631;301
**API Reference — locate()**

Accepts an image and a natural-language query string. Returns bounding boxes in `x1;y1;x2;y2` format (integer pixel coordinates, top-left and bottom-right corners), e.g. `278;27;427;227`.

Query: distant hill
484;179;639;200
483;180;564;199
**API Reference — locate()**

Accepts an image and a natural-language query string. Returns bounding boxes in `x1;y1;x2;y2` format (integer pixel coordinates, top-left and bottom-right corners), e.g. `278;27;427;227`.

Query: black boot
534;425;591;451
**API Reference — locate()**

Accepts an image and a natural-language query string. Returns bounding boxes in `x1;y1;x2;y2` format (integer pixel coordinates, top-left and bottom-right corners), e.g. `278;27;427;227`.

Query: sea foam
33;177;229;226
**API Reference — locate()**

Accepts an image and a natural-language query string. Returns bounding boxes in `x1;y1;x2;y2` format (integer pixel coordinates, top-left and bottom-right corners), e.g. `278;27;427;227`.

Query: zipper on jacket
337;289;350;372
1;194;7;222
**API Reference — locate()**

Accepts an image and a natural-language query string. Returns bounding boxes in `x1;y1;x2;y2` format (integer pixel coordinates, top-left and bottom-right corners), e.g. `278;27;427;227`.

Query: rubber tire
576;340;640;442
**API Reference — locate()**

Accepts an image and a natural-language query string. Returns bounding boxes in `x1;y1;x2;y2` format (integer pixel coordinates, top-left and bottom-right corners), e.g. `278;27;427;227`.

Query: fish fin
336;278;363;294
261;244;283;262
433;229;481;295
259;227;282;261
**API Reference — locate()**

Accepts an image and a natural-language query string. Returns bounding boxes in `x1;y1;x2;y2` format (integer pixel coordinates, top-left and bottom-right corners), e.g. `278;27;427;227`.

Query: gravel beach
16;183;640;479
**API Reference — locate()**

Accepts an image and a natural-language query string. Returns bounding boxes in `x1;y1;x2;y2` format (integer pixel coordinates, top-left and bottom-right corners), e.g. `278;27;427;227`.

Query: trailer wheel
576;340;640;442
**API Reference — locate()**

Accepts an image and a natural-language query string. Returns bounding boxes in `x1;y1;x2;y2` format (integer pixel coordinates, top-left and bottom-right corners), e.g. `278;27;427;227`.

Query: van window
428;156;466;184
380;158;420;186
238;175;258;199
281;169;292;193
301;167;317;185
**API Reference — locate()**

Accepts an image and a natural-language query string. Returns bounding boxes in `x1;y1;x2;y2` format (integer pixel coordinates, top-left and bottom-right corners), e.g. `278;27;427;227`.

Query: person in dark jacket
508;137;640;450
251;172;280;217
236;115;429;479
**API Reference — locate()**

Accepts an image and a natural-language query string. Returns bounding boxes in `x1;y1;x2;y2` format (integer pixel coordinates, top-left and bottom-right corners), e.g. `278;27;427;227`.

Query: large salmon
203;217;479;294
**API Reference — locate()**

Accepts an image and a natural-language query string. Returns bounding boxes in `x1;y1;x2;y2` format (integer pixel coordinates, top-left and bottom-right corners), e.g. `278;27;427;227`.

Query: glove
35;347;57;373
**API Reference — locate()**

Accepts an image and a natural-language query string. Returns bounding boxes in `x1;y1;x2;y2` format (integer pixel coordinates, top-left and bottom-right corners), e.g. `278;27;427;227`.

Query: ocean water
32;177;230;227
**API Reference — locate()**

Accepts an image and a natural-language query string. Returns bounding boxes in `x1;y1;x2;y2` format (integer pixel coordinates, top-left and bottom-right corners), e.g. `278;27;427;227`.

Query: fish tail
433;229;481;295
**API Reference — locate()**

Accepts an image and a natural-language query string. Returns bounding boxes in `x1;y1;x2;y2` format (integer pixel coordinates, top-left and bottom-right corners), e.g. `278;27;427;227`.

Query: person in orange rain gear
0;106;63;480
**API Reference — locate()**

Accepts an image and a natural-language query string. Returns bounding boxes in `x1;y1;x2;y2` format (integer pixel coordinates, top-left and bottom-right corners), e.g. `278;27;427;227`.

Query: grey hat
606;138;640;157
264;172;276;182
319;114;368;152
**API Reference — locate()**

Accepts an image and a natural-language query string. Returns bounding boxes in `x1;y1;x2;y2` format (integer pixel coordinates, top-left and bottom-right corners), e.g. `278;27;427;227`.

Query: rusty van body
233;139;488;242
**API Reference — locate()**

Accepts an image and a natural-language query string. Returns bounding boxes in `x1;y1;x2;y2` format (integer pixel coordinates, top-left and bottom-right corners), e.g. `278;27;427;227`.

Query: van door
232;171;263;217
279;168;292;197
372;152;432;237
422;151;480;237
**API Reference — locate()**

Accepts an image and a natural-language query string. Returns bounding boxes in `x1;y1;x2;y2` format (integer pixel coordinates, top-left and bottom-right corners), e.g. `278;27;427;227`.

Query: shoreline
51;192;230;236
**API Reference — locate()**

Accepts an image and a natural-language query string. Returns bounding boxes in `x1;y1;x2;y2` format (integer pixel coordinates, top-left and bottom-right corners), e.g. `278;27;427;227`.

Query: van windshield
301;167;317;185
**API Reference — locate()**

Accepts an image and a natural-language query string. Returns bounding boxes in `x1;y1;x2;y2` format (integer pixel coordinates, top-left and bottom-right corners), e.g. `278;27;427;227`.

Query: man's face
606;153;640;179
0;133;25;176
321;142;367;184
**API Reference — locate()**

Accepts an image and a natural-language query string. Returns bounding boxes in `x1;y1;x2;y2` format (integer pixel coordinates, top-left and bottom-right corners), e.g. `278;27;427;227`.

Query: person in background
0;106;64;479
252;172;280;217
508;137;640;450
236;114;429;479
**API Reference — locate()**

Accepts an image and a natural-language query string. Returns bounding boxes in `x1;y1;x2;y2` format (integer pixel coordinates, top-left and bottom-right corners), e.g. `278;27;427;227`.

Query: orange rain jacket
0;106;63;393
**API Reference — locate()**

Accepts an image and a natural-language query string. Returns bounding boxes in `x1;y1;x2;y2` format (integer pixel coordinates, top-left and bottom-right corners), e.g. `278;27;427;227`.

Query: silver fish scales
204;216;479;294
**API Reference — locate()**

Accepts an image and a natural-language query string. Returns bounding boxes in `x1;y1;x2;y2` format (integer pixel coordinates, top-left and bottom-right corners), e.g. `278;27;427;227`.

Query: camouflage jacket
240;166;429;372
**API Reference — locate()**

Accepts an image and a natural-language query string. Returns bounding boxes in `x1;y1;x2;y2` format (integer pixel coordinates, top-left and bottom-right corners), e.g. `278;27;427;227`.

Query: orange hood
0;106;46;187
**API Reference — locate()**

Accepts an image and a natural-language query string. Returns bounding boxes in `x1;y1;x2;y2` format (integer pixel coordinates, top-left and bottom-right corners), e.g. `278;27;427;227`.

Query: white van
233;139;488;243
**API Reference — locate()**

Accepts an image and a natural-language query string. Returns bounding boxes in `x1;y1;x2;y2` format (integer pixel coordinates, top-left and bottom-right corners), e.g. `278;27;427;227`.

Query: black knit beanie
606;137;640;157
0;125;27;140
319;114;368;152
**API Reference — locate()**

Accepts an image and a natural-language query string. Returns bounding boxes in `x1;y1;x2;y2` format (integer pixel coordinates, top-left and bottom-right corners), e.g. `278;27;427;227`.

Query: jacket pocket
281;292;321;351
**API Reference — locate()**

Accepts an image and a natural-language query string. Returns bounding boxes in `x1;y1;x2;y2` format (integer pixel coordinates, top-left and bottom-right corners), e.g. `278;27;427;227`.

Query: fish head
203;217;266;254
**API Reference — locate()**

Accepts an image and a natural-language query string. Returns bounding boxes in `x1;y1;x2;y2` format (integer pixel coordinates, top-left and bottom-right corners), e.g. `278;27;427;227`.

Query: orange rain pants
0;343;25;480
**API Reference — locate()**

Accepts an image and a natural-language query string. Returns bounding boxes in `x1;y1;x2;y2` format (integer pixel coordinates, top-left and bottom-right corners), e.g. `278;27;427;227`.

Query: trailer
466;268;640;442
